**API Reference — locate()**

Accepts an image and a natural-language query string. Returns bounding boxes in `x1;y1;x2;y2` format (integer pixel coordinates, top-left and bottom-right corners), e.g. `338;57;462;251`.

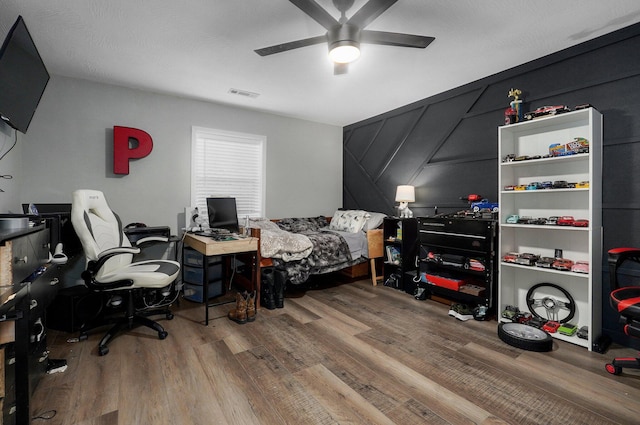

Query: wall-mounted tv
0;16;50;133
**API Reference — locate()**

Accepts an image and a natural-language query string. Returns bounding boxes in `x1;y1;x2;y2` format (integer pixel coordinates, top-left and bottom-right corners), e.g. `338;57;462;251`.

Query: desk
183;233;259;325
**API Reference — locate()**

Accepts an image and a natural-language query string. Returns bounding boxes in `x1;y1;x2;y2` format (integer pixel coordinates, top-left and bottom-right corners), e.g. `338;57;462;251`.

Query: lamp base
398;202;413;218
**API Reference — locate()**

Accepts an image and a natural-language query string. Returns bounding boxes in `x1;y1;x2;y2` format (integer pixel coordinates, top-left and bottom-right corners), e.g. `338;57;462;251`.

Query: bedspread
272;228;362;285
248;218;313;261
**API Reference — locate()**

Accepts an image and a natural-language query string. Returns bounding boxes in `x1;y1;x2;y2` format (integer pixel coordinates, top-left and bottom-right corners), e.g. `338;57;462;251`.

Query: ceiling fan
255;0;435;75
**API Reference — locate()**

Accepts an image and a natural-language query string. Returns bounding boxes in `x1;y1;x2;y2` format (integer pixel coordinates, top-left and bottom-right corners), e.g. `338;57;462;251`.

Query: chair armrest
98;246;140;260
133;236;169;246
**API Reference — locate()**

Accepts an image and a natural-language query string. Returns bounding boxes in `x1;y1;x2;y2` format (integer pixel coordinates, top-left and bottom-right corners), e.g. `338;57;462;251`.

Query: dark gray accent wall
344;22;640;348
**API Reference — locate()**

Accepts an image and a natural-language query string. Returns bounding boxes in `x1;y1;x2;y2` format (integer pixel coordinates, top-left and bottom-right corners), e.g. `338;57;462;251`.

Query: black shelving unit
382;217;418;293
417;216;497;311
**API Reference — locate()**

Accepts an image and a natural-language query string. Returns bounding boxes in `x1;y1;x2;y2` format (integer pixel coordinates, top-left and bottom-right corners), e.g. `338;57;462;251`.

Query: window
191;127;265;222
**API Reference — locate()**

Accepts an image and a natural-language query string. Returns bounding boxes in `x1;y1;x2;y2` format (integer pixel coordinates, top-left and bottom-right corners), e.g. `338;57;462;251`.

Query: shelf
500;262;590;279
500;224;589;231
498;107;602;351
501;153;589;167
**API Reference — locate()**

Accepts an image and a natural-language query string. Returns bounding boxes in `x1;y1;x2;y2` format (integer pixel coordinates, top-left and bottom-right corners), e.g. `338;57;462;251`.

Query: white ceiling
2;0;640;127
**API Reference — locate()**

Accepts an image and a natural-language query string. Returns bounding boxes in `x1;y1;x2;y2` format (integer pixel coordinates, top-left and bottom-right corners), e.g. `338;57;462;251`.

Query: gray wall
0;75;343;231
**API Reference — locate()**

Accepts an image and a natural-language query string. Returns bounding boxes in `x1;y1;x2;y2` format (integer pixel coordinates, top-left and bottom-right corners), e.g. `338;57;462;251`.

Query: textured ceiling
2;0;640;126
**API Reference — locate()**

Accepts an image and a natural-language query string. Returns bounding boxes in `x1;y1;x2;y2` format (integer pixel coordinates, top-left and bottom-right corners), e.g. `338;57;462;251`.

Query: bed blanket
272;228;358;285
248;218;313;261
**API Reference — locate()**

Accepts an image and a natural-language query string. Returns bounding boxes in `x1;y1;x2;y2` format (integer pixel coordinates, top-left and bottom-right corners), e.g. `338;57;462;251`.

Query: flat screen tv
0;16;50;133
206;197;240;234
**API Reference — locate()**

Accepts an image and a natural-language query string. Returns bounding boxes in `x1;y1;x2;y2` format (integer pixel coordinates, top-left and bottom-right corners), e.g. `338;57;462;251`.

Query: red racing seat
606;247;640;375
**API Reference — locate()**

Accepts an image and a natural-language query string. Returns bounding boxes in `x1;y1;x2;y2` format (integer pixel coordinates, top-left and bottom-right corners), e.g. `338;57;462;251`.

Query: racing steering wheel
526;282;576;323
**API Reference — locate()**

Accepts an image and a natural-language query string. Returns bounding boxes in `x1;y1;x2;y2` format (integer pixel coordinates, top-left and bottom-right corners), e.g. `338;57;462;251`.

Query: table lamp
395;185;415;218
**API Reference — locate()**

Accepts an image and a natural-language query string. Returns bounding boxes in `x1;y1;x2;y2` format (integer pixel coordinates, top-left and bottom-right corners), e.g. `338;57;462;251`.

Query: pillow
363;212;387;231
329;210;371;233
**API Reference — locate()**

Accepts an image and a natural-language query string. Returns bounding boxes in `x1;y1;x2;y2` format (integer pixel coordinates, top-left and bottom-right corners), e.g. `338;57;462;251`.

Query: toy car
526;182;540;190
516;312;533;324
545;216;559;225
571;261;590;274
502;252;519;263
514;155;530;161
468;258;485;272
506;215;519;224
576;325;589;339
471;199;499;212
557;216;575;226
514;185;527;191
573;219;589;227
517;216;533;224
542;320;561;333
575;181;590;188
504;185;515;191
527;317;545;328
502;154;516;162
540;181;553;189
552;180;570;189
549;137;589;157
558;323;578;336
528;218;547;225
516;253;539;266
524;105;570;120
501;305;520;321
552;258;574;271
535;257;555;268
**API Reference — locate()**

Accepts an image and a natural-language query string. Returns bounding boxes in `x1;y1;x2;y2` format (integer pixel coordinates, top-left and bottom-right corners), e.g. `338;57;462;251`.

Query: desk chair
71;189;180;355
606;247;640;375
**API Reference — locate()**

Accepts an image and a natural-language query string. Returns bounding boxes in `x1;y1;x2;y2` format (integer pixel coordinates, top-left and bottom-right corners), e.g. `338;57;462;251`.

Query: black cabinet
383;218;418;293
417;217;497;311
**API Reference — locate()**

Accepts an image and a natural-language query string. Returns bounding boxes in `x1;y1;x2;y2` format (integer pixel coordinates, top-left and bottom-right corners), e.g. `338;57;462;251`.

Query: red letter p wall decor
113;126;153;175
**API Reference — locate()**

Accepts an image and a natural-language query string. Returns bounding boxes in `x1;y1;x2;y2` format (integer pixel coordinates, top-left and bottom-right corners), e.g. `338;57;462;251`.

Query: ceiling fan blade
361;30;435;48
334;62;349;75
255;35;327;56
347;0;398;29
290;0;339;30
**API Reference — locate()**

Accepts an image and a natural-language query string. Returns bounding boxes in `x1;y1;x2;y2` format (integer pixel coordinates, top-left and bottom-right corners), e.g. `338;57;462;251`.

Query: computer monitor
206;197;240;234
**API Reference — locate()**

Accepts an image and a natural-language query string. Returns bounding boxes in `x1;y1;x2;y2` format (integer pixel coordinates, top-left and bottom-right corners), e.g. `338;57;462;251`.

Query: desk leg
254;251;261;309
204;257;209;326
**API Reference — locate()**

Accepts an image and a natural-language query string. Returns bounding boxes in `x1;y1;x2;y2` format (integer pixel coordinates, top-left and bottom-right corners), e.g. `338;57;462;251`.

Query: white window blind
191;127;265;221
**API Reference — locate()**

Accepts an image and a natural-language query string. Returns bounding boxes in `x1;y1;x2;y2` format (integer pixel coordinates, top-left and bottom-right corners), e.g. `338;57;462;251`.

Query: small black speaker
46;285;105;333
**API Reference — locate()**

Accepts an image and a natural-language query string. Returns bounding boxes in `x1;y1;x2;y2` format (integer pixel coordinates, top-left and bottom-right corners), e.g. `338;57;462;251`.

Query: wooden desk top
183;233;258;257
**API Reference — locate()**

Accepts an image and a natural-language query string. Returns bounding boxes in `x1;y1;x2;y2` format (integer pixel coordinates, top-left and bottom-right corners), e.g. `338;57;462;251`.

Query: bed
249;210;385;286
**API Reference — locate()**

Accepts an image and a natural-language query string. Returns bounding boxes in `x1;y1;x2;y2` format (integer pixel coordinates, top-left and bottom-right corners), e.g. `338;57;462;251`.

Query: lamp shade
395;185;415;202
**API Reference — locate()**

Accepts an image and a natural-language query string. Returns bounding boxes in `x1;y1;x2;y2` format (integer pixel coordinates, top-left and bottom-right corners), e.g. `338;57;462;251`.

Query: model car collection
501;252;587;274
504;214;588;228
503;180;588;190
501;136;589;163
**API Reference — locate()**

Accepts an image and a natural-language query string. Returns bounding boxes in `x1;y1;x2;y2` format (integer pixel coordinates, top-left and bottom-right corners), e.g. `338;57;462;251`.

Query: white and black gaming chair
71;189;180;355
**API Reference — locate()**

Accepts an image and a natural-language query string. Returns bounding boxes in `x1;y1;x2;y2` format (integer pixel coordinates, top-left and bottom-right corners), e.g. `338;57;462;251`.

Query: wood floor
31;277;640;425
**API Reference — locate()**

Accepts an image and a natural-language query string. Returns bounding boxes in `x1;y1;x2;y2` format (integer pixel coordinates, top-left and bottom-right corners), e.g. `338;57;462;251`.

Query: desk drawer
183;248;221;267
10;230;50;284
183;281;224;303
183;264;222;284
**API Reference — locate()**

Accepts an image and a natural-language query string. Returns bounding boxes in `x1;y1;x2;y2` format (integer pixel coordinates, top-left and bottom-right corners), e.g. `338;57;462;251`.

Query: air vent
228;88;260;98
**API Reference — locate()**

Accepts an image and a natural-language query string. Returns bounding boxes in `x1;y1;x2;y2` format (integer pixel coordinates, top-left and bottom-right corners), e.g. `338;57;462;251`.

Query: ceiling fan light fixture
329;41;360;63
328;23;361;64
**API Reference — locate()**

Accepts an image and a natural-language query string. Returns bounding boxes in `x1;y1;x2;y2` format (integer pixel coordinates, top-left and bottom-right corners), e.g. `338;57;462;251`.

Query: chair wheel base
605;363;622;375
98;346;109;356
159;330;168;339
